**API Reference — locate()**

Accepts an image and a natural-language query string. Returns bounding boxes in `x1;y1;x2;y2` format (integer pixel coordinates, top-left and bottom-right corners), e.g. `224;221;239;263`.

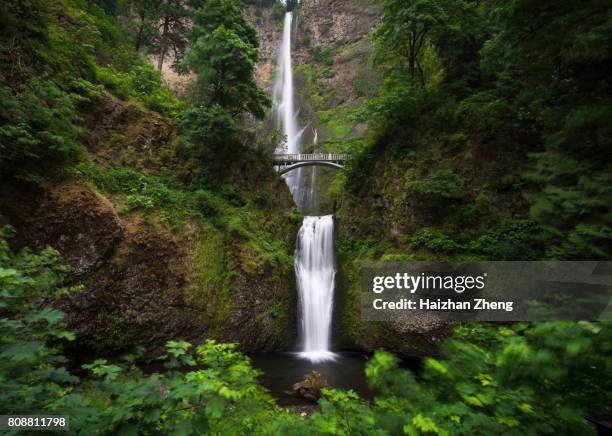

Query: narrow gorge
1;0;610;432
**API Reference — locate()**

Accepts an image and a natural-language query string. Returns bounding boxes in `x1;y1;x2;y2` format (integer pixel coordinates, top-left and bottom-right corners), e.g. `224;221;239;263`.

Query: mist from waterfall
273;12;336;362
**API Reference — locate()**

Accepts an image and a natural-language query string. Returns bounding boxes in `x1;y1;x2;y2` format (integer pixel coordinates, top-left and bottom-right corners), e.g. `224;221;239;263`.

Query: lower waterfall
294;215;337;362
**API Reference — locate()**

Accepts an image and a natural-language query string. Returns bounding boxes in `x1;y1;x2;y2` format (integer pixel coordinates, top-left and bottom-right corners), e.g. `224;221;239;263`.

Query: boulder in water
291;370;332;402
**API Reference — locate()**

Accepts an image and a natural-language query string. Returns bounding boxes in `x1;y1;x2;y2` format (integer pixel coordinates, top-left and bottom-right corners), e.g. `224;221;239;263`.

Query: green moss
193;224;232;328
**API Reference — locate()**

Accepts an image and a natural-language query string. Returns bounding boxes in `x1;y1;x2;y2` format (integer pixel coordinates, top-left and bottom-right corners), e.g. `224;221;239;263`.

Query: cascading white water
273;12;298;155
273;12;315;211
295;216;336;362
273;12;303;206
273;12;336;362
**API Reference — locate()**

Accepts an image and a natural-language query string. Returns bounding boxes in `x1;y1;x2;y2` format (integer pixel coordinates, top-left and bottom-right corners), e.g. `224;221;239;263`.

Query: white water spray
295;216;336;362
273;12;336;362
274;12;299;155
273;12;306;208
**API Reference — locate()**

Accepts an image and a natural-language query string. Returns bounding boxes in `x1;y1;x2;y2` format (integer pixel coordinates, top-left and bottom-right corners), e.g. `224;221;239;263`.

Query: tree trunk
157;16;170;71
416;59;425;87
408;26;417;79
135;21;144;51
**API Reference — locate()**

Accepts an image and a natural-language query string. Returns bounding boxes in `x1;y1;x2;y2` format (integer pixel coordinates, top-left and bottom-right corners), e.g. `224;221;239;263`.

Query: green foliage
0;0;185;182
363;322;611;435
94;63;186;118
181;0;270;165
0;226;79;415
0;78;83;181
374;0;449;85
182;104;238;154
355;83;442;129
2;233;610;434
468;220;545;260
410;228;461;254
479;0;612;259
185;0;269;118
312;46;336;66
342;0;612;262
410;169;465;202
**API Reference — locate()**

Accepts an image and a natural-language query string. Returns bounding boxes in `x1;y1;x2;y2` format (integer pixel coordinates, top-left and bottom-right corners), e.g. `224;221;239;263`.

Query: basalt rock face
245;5;282;91
0;181;197;350
294;0;378;53
291;0;381;146
0;182;122;279
0;95;298;355
0;178;297;354
294;0;381;104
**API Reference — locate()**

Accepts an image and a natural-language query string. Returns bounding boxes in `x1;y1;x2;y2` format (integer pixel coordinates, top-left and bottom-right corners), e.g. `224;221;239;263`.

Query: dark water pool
249;351;372;405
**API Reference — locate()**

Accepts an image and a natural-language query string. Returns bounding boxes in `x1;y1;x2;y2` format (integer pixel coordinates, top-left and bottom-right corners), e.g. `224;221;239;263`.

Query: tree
184;0;268;116
375;0;448;86
131;0;161;52
481;0;612;259
155;0;190;70
126;0;191;70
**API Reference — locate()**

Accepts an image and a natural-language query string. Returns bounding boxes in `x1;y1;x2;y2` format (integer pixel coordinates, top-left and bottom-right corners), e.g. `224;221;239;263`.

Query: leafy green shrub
94;64;186;118
194;189;224;217
94;65;131;99
312;46;335;66
219;184;247;207
455;90;516;137
355;83;450;138
2;230;610;434
0;226;80;414
469;220;544;260
182;105;238;155
410;169;465;200
0;79;83;181
411;228;463;254
363;321;611;435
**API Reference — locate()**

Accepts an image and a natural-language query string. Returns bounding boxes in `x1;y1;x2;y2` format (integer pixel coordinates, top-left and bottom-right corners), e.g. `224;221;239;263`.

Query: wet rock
291;370;332;402
0;177;296;354
0;181;122;278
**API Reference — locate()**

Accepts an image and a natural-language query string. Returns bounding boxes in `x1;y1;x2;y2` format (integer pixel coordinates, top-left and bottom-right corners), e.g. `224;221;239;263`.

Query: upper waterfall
272;12;316;212
273;12;299;155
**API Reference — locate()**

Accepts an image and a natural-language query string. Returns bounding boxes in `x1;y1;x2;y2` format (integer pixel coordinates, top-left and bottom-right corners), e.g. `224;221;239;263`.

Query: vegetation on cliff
335;0;611;261
1;0;611;434
321;0;612;355
0;0;299;354
1;235;610;433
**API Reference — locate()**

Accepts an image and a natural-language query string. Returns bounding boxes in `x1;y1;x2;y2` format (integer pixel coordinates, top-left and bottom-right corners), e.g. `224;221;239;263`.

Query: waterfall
273;12;337;362
295;216;336;362
273;12;298;155
273;12;303;207
273;12;317;212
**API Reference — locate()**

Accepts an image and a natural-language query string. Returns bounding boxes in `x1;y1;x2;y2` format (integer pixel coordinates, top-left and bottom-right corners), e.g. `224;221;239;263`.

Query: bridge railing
272;153;347;162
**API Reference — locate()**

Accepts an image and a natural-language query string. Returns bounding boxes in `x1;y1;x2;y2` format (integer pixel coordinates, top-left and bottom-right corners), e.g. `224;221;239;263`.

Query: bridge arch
273;153;347;176
277;160;344;175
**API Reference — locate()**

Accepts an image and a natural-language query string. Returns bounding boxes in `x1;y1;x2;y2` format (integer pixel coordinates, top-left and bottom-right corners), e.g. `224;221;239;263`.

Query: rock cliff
0;94;299;355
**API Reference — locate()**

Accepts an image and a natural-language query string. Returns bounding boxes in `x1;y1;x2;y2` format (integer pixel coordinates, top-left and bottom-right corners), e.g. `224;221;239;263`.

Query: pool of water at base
249;351;372;406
